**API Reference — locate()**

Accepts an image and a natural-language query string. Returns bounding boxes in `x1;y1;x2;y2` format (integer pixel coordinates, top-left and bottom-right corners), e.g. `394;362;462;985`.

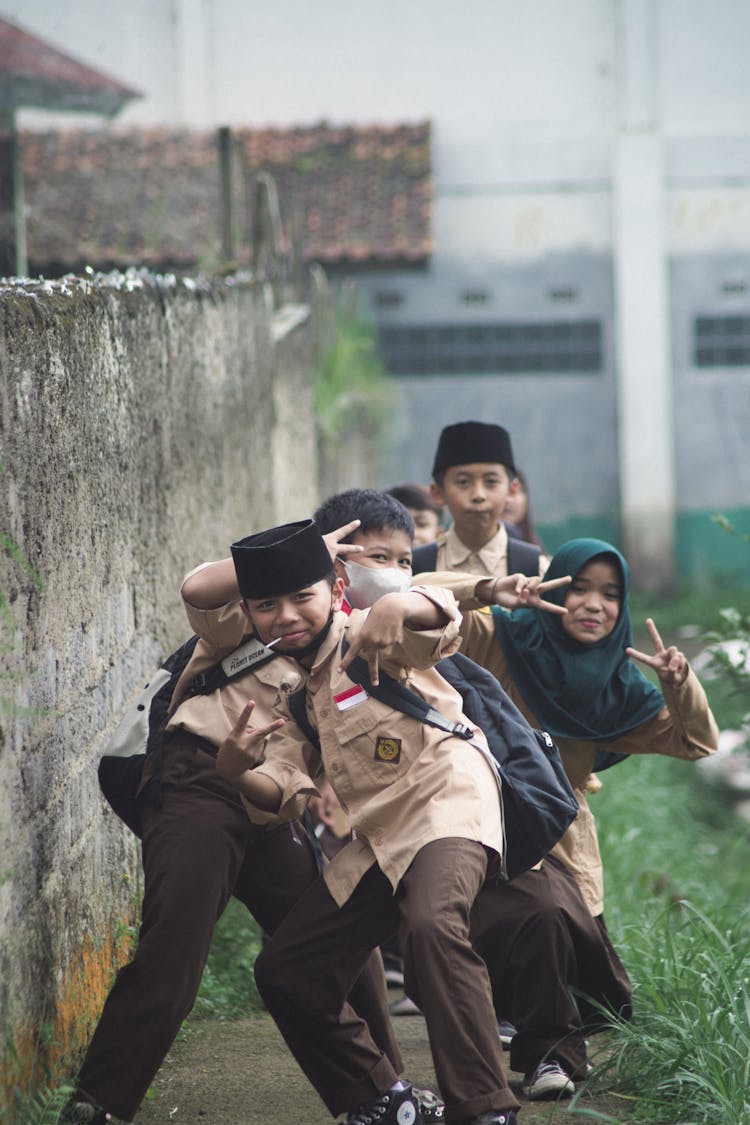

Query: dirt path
132;1008;629;1124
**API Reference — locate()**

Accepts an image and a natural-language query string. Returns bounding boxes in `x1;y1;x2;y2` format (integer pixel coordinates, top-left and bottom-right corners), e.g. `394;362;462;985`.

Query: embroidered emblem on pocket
374;737;401;763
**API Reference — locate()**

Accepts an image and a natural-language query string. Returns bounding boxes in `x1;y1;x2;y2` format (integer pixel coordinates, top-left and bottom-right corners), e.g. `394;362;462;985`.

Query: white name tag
221;637;277;679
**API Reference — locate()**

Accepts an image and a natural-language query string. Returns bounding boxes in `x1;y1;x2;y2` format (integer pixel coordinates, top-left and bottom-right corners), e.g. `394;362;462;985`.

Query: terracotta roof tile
21;121;432;274
0;15;140;115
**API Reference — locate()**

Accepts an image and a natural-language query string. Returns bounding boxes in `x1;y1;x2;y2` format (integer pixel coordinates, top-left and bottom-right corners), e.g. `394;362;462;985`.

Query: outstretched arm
626;618;689;687
474;572;572;614
338;589;451;685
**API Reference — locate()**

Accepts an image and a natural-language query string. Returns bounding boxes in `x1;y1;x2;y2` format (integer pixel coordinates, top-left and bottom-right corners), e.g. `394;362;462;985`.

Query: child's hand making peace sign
626;618;689;687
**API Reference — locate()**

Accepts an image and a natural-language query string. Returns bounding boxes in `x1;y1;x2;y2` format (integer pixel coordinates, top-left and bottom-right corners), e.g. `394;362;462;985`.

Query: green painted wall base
538;508;750;585
675;508;750;585
537;515;622;558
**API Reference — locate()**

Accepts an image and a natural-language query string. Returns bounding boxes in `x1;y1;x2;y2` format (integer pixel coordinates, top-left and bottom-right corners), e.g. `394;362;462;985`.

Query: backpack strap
410;541;439;575
148;636;282;812
287;687;320;749
178;635;281;704
340;638;475;740
506;535;541;577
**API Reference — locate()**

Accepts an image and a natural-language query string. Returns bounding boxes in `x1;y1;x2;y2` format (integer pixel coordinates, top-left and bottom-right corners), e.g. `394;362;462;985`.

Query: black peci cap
432;421;516;478
231;519;333;599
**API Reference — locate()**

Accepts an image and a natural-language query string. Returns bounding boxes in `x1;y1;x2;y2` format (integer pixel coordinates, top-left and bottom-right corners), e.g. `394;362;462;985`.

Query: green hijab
491;537;664;743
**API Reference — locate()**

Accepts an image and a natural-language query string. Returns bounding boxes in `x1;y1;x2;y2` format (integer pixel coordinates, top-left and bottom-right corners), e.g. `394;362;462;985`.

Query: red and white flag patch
334;685;369;711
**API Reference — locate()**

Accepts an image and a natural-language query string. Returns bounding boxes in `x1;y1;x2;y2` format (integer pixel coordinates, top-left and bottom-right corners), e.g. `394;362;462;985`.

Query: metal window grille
377;319;602;376
694;314;750;367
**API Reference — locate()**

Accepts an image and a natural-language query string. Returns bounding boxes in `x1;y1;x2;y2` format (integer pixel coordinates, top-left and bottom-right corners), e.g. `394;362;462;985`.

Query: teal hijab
491;537;664;744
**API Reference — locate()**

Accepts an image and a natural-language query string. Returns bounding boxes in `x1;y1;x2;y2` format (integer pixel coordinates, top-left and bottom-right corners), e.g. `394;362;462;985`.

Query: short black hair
314;488;414;543
386;482;442;517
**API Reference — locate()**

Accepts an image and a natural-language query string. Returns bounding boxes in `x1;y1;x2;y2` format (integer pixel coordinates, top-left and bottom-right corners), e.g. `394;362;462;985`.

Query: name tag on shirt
334;685;369;711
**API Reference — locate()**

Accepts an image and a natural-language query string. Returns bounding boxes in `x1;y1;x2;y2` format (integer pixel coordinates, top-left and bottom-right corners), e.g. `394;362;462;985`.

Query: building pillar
613;0;675;590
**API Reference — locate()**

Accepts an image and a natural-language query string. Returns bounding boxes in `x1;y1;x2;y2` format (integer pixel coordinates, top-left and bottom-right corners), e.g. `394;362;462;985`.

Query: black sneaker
412;1085;445;1121
63;1101;109;1124
522;1059;575;1100
382;955;405;990
341;1082;423;1124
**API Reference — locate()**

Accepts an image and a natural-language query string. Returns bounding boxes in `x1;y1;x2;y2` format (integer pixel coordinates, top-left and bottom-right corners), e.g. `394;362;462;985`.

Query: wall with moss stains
0;270;320;1110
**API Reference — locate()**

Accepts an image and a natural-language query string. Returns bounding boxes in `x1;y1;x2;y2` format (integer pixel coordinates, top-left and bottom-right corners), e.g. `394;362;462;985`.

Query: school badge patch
374;736;401;764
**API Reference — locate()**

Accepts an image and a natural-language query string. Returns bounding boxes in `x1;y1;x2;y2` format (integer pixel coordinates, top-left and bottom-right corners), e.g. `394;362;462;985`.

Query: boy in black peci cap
412;420;545;579
217;518;521;1125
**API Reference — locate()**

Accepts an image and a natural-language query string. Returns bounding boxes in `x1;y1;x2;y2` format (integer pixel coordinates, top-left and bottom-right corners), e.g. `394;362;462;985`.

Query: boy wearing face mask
314;488;416;611
313;491;633;1103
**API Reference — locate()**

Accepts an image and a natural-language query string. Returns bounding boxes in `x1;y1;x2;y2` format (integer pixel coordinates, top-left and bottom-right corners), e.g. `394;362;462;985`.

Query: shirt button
330;762;340;774
320;707;329;718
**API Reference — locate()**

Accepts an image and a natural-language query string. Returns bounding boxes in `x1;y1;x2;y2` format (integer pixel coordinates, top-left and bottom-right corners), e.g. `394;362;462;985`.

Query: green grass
578;752;750;1124
192;897;264;1019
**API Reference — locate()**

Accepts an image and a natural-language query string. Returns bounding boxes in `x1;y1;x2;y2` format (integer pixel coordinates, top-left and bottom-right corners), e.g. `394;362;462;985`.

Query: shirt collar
443;523;508;571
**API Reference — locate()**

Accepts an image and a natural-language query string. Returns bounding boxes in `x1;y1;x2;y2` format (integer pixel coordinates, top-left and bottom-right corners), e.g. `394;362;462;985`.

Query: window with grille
377;320;603;375
694;314;750;367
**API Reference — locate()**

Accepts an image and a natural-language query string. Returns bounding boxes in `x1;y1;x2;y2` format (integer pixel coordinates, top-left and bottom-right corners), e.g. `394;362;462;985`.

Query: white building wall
6;0;750;581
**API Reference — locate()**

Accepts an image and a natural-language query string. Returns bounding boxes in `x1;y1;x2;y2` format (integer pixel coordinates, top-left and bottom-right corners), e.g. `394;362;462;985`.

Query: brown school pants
470;855;633;1079
255;836;520;1123
75;733;401;1121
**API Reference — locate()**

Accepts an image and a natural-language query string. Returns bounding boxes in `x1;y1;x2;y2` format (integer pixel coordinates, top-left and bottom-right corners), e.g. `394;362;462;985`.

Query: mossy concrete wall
0;271;320;1108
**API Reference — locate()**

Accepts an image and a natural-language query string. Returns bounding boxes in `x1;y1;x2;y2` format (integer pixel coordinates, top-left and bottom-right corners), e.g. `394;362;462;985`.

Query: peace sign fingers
626;617;688;687
645;617;666;654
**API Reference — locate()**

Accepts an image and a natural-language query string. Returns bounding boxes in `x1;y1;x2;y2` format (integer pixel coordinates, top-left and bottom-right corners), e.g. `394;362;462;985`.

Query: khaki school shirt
164;576;305;750
247;586;505;907
434;524;548;578
441;597;719;915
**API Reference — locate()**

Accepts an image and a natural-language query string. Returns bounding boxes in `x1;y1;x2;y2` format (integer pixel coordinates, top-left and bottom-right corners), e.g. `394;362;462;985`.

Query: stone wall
0;270;320;1106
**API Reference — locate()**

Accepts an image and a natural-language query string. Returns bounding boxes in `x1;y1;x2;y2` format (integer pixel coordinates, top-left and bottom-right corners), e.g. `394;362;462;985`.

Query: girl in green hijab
491;537;665;743
427;536;719;919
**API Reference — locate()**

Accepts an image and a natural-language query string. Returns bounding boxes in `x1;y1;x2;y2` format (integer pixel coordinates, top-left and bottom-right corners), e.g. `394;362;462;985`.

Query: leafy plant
13;1083;74;1125
192;898;264;1019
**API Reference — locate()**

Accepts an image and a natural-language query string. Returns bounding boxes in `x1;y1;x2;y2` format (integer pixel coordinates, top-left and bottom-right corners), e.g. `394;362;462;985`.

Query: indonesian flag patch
334;684;369;711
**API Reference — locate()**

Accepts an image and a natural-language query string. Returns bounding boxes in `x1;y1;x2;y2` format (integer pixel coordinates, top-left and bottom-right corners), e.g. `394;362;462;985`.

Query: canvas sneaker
522;1059;575;1100
412;1085;445;1121
497;1019;517;1048
382;955;405;989
63;1101;109;1124
390;994;422;1016
341;1082;423;1124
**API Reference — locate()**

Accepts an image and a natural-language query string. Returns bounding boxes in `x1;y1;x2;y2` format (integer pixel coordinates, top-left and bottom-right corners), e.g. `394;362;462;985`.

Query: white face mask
342;560;412;609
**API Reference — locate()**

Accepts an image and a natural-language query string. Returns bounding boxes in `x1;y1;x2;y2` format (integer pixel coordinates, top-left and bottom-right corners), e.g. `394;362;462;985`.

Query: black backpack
288;644;578;881
411;534;541;577
98;633;280;837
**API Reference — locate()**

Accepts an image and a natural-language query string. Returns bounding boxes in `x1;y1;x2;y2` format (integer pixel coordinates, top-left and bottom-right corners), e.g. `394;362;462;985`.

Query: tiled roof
0;16;140;115
21;122;432;275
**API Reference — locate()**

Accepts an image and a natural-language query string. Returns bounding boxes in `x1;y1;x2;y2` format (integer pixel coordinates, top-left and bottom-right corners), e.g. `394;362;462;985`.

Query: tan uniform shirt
248;586;504;908
415;572;719;915
434;524;548;578
165;582;305;749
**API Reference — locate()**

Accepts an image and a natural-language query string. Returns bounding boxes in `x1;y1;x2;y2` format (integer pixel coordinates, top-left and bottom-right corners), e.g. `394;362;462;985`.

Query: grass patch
582;751;750;1124
192;898;264;1019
